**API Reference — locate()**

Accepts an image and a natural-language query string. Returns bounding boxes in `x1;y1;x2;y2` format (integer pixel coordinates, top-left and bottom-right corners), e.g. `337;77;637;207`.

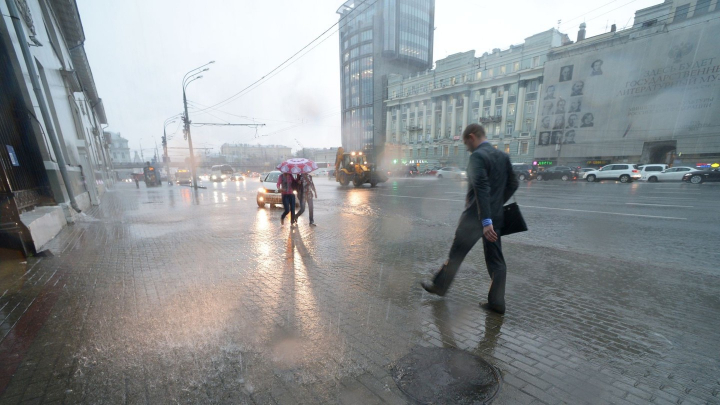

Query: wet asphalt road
0;176;719;404
374;177;720;273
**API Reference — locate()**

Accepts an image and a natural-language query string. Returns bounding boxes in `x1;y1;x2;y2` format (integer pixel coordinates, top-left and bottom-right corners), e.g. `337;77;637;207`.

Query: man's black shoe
480;302;505;315
421;280;446;297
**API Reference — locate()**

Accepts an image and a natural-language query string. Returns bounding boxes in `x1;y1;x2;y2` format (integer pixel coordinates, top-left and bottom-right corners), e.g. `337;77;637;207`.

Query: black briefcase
501;202;528;236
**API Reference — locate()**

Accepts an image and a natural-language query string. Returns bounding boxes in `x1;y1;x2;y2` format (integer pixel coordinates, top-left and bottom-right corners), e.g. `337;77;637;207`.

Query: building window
450;77;456;85
443;145;449;156
454;146;459;156
513;62;520;72
504;144;510;154
532;56;540;67
524;118;534;132
525;101;536;117
485;89;492;99
434;146;438;156
674;4;690;21
694;0;710;15
506;122;514;135
507;103;516;116
496;87;504;98
483;107;490;117
487;69;494;78
475;71;482;81
509;83;518;96
500;65;506;75
526;80;539;93
494;125;500;136
495;105;502;116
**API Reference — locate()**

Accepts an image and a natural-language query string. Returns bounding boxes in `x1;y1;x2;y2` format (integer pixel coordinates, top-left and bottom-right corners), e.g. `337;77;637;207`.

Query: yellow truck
334;147;388;187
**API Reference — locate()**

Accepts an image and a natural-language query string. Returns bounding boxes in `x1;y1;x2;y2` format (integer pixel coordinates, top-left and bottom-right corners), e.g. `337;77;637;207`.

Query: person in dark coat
421;123;519;314
277;172;298;226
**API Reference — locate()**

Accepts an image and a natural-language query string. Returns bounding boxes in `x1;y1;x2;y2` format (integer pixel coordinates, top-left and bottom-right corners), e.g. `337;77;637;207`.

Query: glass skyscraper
337;0;434;163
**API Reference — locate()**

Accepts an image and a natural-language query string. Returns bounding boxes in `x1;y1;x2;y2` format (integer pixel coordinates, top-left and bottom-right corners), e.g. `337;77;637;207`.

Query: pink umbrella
276;158;318;174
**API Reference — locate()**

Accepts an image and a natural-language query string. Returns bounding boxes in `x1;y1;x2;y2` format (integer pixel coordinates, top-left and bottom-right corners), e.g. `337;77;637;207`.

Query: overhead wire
192;0;378;115
197;3;719;143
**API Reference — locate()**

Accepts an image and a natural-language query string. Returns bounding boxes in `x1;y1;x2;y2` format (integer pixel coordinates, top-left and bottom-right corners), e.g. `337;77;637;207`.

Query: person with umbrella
276;158;318;226
296;172;318;226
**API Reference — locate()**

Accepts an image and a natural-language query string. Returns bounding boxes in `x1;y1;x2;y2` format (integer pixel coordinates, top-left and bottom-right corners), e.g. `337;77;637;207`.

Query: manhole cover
392;346;501;404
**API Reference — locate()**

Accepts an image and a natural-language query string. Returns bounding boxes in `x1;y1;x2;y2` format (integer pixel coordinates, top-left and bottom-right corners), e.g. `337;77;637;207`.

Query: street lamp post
163;115;181;185
182;61;214;189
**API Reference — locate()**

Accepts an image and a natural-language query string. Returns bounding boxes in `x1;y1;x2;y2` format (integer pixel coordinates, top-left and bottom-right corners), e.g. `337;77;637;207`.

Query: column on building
501;88;509;135
414;104;419;143
422;103;428;143
386;110;392;142
533;83;543;133
440;98;447;138
478;91;485;123
489;89;496;137
450;97;457;138
514;81;526;134
430;101;437;139
462;93;469;131
395;106;401;146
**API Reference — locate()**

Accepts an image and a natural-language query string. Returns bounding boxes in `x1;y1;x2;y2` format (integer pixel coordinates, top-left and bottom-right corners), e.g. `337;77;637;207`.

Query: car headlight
212;175;217;179
259;187;266;193
221;174;227;179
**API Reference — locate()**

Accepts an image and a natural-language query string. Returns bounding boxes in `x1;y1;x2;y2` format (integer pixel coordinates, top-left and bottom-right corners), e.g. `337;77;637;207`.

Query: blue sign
6;145;19;166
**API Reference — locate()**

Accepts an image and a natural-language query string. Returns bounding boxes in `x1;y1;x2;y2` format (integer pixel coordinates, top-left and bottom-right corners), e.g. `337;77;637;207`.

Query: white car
644;166;700;182
639;164;669;181
583;164;641;183
436;167;467;179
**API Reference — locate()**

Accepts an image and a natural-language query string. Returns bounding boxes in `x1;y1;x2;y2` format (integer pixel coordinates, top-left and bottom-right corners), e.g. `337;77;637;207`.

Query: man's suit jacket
464;143;519;228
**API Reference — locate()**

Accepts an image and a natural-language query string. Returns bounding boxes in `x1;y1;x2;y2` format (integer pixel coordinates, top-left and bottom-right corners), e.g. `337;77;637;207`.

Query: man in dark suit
421;124;519;314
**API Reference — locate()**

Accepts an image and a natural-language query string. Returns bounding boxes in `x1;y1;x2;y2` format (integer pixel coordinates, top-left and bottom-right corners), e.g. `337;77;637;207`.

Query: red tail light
632;170;639;173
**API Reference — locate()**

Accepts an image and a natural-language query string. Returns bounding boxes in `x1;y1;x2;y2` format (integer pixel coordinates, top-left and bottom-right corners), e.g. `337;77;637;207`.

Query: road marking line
626;203;693;208
645;191;700;194
379;194;463;203
520;205;686;220
379;195;686;220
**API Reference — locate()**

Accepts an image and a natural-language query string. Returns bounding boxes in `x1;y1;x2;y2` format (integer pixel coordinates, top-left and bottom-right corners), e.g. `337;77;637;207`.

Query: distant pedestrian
134;176;139;189
421;123;519;314
277;172;297;226
296;173;318;226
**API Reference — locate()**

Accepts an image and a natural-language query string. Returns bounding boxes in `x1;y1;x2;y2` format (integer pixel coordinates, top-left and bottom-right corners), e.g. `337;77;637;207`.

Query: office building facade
337;0;434;164
536;0;720;168
385;30;569;169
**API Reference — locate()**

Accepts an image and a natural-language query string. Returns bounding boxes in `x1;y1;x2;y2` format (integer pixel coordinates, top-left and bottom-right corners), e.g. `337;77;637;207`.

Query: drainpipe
6;0;81;212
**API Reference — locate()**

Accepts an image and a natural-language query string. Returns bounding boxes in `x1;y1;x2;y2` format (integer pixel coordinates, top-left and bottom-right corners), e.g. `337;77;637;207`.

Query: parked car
639;164;669;181
584;164;641;183
535;166;577;181
257;171;295;207
512;163;536;181
392;165;419;177
436;167;467;179
643;166;699;182
577;168;595;174
682;168;720;184
422;167;441;176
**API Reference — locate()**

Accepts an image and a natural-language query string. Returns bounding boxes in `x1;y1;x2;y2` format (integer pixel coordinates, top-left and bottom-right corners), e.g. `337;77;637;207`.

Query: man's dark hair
462;124;486;140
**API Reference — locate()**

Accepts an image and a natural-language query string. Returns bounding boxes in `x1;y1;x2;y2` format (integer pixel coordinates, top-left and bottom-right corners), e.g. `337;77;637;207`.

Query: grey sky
77;0;660;159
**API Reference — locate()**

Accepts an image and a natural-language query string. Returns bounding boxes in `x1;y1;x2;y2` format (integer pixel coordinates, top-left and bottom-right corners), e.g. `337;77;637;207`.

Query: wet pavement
1;177;719;404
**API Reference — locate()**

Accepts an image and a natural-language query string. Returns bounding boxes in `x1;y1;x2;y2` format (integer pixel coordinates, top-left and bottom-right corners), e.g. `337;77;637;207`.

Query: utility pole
182;61;214;189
